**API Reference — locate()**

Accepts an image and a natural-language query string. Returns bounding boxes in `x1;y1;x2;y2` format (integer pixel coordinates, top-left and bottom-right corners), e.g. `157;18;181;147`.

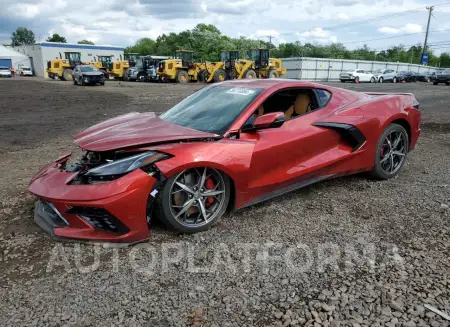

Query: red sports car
28;79;421;243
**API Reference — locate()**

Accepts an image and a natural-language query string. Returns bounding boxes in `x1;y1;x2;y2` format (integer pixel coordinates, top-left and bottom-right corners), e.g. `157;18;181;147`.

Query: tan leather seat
256;105;264;117
285;94;311;120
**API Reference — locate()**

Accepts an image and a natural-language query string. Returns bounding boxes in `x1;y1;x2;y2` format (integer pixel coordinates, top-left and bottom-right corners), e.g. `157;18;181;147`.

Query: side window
316;89;332;107
357;69;364;74
243;88;324;126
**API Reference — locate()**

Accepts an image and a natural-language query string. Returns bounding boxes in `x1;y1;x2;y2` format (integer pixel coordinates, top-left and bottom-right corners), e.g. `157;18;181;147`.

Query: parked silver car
374;69;397;83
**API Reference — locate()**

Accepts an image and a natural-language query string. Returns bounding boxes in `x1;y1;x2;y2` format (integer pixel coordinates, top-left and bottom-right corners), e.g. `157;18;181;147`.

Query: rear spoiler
364;92;419;109
364;92;414;96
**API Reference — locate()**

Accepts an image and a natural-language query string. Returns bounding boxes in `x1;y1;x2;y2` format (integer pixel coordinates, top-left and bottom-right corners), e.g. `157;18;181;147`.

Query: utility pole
421;6;434;64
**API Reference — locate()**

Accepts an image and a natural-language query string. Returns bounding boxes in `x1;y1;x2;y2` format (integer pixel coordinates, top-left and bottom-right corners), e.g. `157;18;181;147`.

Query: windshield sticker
226;88;256;96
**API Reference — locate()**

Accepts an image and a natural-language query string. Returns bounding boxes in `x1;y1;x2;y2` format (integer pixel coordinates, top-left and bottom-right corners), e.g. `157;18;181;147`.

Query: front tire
197;69;208;82
155;167;231;233
355;76;360;84
379;77;384;83
213;69;226;83
243;69;257;79
268;69;279;78
370;124;409;180
62;68;72;81
392;77;397;83
370;77;375;83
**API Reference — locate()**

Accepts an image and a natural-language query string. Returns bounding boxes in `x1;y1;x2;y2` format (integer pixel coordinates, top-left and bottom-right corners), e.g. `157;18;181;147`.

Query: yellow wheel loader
158;50;201;83
198;50;240;83
94;55;113;78
234;49;287;80
46;52;82;80
248;49;287;78
110;53;139;80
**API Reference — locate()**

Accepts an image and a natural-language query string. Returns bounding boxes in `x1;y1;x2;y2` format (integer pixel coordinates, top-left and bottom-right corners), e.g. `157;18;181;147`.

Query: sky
1;0;450;54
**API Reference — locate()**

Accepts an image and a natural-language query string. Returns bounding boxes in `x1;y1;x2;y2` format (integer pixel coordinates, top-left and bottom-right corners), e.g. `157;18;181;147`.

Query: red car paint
28;79;421;243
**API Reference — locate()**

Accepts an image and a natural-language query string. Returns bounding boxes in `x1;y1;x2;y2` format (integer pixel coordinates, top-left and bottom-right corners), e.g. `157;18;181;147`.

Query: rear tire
392;77;397;83
379;77;384;83
355;76;360;84
433;81;438;85
340;80;345;83
268;69;279;78
370;77;375;83
176;70;189;84
370;124;409;180
213;69;226;83
243;69;257;79
73;78;77;85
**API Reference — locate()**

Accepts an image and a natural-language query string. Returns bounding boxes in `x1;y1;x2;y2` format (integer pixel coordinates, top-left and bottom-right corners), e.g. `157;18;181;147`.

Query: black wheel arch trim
313;122;366;151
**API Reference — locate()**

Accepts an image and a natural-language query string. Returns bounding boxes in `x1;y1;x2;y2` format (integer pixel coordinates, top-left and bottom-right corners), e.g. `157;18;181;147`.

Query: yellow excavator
110;53;139;80
46;52;82;80
158;50;202;83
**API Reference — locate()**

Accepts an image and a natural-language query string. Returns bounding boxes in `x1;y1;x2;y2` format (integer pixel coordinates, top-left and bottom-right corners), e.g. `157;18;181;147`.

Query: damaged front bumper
28;155;162;244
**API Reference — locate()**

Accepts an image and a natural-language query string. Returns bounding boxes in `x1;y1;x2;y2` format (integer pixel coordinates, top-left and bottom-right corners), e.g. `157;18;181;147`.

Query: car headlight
84;151;169;177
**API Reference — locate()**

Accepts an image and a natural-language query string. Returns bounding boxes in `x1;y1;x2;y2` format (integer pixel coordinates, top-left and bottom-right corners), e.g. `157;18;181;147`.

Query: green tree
78;39;94;45
46;33;67;43
439;53;450;68
125;38;157;55
11;27;35;46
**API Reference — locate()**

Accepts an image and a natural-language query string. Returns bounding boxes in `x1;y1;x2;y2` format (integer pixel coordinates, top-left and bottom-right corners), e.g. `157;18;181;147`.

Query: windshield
80;66;98;72
160;85;264;135
23;67;31;71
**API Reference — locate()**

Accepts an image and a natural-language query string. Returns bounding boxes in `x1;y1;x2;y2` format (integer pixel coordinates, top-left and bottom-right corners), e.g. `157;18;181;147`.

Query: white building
12;42;125;78
0;45;31;71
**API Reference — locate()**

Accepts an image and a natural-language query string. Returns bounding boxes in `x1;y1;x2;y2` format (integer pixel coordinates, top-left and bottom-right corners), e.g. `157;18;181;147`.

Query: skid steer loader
47;52;82;80
158;50;201;83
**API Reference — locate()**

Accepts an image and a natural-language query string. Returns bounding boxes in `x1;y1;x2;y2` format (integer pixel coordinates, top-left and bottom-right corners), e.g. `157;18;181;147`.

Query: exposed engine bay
63;150;167;185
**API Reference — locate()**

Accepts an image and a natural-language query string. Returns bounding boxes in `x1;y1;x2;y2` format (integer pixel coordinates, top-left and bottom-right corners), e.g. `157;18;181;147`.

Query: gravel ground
0;78;448;327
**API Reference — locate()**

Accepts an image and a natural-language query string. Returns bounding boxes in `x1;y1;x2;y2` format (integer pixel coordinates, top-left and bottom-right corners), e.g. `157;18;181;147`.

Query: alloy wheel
169;168;226;227
379;130;407;175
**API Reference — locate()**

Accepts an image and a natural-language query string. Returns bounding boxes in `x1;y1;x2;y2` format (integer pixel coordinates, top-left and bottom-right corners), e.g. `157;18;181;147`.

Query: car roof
217;78;324;90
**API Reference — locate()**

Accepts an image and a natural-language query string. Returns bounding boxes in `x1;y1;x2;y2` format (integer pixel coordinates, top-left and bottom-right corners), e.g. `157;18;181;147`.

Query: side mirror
242;112;285;132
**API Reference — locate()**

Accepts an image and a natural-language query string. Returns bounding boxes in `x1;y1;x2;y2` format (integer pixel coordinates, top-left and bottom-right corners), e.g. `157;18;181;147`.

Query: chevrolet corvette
28;79;421;243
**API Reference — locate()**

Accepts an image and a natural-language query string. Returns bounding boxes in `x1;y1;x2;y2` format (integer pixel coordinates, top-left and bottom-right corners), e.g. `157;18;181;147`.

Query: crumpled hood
74;112;217;152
